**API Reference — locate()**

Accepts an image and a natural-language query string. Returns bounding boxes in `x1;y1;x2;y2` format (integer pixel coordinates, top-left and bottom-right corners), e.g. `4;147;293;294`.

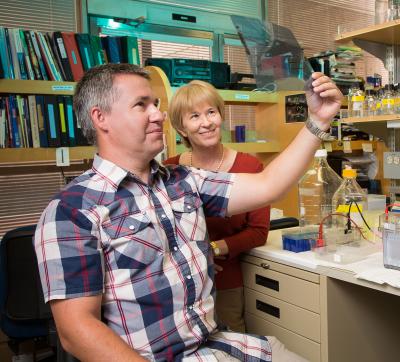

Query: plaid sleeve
34;199;104;303
190;168;235;218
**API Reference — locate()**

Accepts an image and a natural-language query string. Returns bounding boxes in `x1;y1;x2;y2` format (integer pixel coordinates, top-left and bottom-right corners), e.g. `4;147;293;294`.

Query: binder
43;95;61;147
101;36;122;64
35;95;48;147
63;96;76;146
120;36;140;65
52;32;74;81
75;33;95;71
61;32;84;81
89;35;106;66
57;96;69;146
46;32;67;81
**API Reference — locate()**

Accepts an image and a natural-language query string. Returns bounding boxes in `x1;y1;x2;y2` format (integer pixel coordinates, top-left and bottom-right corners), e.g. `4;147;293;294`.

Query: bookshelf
335;19;400;45
0;79;96;162
0;79;76;95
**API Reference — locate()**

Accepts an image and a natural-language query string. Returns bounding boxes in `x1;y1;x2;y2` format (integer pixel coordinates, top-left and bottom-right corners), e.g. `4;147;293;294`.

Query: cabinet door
245;288;320;342
242;262;320;313
245;312;320;362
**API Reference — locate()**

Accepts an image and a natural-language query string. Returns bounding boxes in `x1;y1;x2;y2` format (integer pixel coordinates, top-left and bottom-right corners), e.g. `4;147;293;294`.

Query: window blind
0;0;78;32
0;0;79;238
267;0;388;83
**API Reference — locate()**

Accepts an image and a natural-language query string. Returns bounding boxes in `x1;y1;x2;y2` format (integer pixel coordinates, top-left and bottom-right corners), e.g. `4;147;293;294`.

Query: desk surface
248;230;400;297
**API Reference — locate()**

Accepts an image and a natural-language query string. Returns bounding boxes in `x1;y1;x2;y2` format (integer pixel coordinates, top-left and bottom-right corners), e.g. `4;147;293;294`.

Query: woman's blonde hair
169;80;225;148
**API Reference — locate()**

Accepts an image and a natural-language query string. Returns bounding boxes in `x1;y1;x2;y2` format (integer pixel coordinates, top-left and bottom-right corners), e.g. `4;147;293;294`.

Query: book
89;35;106;66
43;95;61;147
19;29;35;80
27;95;40;147
101;36;122;64
61;32;84;81
29;31;48;80
23;31;42;80
37;31;62;81
52;32;74;81
0;27;11;79
46;32;67;81
35;95;48;147
7;95;21;147
8;28;22;79
120;36;140;65
75;33;95;71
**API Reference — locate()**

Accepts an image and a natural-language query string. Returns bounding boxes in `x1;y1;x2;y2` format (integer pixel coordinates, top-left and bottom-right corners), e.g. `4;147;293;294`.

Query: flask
298;149;342;229
332;168;368;245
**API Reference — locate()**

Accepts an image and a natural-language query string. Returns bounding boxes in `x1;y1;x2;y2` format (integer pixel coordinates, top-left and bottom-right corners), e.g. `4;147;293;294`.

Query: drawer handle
260;262;270;270
256;274;279;292
256;299;280;319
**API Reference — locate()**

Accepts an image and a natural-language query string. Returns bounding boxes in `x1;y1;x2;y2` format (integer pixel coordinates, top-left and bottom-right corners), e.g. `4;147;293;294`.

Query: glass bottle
332;168;368;246
382;84;395;115
348;85;365;117
298;149;342;229
375;0;389;24
364;89;376;116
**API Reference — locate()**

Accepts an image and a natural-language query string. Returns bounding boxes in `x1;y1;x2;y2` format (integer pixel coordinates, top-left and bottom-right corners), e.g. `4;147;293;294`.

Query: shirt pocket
171;193;207;242
102;212;162;270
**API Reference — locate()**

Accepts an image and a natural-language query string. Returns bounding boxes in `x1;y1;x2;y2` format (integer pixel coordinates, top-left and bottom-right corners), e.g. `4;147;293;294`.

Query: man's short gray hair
73;63;150;144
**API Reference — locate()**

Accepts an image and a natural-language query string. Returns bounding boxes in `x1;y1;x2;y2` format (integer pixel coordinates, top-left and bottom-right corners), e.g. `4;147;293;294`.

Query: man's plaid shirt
34;155;272;361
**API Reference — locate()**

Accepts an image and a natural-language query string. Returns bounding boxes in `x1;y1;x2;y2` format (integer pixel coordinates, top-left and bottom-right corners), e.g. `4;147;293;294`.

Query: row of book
0;94;89;148
0;27;140;82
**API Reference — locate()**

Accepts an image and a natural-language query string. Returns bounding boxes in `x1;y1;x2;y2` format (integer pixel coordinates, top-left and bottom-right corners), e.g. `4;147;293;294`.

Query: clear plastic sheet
231;15;314;91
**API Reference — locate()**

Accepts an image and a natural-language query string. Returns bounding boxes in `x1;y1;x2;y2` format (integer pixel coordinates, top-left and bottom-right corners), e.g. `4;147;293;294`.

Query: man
34;63;342;361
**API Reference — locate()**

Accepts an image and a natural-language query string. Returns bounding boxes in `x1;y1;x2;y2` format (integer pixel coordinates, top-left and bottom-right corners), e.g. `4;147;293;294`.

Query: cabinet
0;79;96;163
241;254;323;362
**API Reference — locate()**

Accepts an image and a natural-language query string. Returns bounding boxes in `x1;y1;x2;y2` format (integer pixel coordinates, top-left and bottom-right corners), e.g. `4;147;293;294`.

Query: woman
164;80;270;333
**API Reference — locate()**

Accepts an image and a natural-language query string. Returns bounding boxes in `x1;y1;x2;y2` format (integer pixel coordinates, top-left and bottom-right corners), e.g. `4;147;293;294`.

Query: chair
0;225;78;362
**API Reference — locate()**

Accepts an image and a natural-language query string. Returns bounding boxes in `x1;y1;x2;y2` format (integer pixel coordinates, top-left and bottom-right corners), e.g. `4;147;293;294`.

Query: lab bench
241;230;400;362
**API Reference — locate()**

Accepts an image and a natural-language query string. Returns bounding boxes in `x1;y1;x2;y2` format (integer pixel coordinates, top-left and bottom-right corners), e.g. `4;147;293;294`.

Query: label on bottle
336;204;363;213
352;101;363;111
376;102;381;109
351;96;365;102
382;99;395;105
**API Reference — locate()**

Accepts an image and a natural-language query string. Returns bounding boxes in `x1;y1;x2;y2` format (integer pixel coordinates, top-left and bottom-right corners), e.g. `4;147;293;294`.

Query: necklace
189;146;225;172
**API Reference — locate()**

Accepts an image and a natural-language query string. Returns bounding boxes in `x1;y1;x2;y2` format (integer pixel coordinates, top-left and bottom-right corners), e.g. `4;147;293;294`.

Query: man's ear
90;106;108;132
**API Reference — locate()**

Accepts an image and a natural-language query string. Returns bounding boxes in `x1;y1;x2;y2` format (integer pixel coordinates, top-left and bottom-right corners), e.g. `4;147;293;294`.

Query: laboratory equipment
380;206;400;270
298;149;342;228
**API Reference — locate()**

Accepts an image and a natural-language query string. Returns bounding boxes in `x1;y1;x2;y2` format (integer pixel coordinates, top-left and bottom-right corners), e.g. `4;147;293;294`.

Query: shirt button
129;225;135;230
188;305;194;310
186;275;192;280
161;214;167;219
187;205;191;209
173;246;178;251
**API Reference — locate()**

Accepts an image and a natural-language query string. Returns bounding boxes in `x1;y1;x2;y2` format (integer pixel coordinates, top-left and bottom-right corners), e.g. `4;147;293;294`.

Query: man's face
102;74;165;160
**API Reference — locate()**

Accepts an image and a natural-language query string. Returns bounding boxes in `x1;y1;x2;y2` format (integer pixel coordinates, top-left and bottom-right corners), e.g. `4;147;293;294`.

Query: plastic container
332;168;368;246
380;208;400;270
298;149;342;229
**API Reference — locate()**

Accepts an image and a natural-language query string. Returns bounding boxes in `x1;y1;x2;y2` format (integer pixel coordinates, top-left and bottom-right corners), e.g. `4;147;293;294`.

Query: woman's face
180;102;222;149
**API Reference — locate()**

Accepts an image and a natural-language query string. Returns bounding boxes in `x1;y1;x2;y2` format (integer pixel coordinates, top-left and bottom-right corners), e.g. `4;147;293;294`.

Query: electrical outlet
383;152;400;179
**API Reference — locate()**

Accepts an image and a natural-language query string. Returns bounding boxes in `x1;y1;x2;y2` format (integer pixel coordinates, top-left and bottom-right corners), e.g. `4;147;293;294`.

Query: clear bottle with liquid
381;84;395;114
332;168;368;246
348;85;365;117
298;149;342;229
364;89;376;116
